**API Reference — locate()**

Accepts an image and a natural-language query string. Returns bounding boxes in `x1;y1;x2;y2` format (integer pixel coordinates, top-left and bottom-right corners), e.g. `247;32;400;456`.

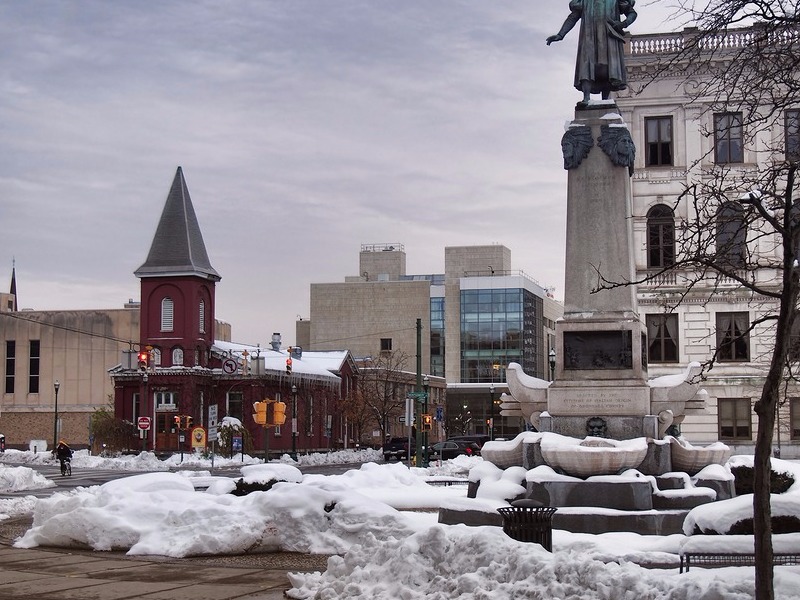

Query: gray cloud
0;0;679;345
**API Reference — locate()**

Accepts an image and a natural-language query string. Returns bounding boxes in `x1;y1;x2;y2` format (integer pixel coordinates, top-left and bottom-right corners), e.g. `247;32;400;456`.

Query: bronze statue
561;126;594;170
597;124;636;176
547;0;637;106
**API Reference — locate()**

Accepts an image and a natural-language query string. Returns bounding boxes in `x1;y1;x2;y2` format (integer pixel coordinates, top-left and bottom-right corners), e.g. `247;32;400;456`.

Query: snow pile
0;464;56;493
1;449;170;471
280;448;383;466
0;496;38;522
14;464;447;556
286;524;796;600
684;456;800;535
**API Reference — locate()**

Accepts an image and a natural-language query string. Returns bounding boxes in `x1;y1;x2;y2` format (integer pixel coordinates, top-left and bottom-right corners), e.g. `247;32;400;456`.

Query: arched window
161;297;174;332
172;347;184;366
199;300;206;334
152;348;162;367
716;202;747;268
647;204;675;268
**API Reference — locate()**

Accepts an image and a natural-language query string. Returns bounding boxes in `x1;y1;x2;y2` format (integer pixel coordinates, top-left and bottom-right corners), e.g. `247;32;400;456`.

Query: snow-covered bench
680;552;800;572
679;533;800;572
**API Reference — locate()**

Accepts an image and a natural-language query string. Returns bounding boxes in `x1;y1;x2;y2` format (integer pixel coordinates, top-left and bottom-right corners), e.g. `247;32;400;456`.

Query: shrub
230;478;282;496
731;465;794;495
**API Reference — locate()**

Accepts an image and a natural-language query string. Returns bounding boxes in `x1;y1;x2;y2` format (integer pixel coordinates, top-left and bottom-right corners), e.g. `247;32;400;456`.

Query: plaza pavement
0;524;329;600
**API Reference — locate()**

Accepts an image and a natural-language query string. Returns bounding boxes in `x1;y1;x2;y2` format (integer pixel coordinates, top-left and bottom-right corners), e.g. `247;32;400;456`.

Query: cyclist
55;440;73;476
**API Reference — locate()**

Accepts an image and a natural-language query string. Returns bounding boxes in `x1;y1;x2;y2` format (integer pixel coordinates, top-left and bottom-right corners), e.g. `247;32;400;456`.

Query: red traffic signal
286;357;293;374
137;350;149;371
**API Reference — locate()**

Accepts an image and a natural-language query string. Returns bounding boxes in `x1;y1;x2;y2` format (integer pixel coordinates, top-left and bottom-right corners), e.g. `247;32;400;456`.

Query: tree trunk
752;380;776;600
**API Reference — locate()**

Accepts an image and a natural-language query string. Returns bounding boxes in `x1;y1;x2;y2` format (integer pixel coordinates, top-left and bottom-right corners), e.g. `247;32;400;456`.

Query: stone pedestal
547;102;650;439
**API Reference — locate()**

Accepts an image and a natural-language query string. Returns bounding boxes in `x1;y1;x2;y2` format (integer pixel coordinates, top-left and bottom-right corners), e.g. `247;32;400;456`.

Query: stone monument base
539;412;658;440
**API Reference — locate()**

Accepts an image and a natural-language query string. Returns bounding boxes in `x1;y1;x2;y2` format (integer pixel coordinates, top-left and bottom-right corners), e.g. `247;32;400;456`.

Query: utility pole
413;318;429;468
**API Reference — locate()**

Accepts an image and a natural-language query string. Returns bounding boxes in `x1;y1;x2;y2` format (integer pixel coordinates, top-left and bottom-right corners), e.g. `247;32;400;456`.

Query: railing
629;26;800;57
361;243;404;253
637;268;749;289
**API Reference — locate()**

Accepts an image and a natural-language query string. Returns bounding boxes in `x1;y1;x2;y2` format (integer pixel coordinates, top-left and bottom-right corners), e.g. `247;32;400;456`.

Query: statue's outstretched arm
546;11;580;45
621;8;637;30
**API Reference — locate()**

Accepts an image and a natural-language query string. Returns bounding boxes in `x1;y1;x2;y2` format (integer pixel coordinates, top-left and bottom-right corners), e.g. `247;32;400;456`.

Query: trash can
497;499;558;551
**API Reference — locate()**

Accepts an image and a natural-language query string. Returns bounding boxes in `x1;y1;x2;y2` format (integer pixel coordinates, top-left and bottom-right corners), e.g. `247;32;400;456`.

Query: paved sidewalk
0;540;328;600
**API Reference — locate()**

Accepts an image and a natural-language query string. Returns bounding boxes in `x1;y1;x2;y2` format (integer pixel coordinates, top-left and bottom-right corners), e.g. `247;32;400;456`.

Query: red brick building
111;168;355;455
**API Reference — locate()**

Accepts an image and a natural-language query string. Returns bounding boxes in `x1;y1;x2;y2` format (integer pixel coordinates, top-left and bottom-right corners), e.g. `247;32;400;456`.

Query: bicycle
59;457;72;476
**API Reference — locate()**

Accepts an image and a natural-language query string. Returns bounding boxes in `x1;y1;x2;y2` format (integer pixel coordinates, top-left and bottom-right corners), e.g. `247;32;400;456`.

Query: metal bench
680;552;800;573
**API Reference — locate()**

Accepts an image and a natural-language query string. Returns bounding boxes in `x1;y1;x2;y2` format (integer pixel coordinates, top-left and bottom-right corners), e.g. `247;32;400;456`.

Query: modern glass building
460;286;542;383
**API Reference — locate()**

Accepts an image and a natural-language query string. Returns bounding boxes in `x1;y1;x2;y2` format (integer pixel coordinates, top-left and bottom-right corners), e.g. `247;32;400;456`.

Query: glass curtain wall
430;297;445;377
460;288;540;382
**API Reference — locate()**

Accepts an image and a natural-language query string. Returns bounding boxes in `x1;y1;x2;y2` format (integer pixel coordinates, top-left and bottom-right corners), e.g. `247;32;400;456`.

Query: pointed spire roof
135;167;221;281
9;258;17;312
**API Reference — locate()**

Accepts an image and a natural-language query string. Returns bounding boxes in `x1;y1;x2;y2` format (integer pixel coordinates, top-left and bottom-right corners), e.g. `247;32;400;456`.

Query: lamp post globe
549;349;557;381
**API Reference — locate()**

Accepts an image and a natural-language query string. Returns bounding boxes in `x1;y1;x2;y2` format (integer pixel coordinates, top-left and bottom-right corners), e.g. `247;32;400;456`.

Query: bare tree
90;398;137;453
355;351;414;443
614;4;800;597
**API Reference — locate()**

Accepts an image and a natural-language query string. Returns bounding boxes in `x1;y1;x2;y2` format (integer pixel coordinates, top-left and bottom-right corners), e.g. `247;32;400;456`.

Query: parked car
448;434;490;449
382;437;415;461
429;440;481;461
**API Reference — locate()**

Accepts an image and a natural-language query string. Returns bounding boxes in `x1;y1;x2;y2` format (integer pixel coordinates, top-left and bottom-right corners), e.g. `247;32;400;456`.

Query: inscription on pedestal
548;386;650;416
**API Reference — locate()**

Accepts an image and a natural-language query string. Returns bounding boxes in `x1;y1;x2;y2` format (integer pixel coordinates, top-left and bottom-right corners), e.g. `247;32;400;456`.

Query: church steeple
135;167;220;281
9;258;17;312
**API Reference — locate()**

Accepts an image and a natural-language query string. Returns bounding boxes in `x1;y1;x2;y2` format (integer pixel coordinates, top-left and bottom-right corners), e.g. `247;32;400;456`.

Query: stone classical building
617;26;800;457
299;243;563;439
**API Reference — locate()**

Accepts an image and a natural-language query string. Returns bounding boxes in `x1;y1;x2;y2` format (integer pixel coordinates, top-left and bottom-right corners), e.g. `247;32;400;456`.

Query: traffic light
185;416;193;429
138;350;149;371
272;401;287;426
422;414;433;432
173;415;181;428
286;357;292;374
253;402;267;425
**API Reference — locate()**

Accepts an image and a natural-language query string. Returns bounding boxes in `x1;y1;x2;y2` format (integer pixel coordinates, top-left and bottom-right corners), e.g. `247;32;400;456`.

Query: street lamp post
422;375;429;468
489;383;495;440
141;373;148;452
549;348;557;381
52;380;60;452
291;384;298;459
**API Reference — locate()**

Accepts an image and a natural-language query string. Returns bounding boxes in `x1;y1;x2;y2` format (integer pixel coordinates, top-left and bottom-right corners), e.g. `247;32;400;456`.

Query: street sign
408;391;428;399
222;358;238;374
208;405;219;442
137;417;152;431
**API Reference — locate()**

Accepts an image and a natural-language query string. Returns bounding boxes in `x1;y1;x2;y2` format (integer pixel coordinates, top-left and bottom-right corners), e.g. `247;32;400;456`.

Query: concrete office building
299;243;563;438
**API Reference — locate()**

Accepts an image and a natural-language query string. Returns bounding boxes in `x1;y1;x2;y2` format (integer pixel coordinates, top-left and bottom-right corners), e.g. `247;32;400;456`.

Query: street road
1;460;359;499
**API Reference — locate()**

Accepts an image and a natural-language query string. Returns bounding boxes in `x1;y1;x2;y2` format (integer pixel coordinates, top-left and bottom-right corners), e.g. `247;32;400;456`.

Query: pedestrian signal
422;414;433;431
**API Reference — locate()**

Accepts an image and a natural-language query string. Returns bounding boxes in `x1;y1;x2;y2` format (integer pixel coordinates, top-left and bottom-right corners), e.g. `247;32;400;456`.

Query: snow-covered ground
2;448;800;599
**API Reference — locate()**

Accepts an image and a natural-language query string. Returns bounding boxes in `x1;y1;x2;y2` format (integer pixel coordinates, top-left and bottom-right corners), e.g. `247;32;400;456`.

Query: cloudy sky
1;1;683;347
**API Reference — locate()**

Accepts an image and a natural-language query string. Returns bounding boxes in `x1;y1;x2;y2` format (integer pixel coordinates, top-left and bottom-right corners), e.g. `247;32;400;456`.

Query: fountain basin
669;437;731;475
541;437;648;478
